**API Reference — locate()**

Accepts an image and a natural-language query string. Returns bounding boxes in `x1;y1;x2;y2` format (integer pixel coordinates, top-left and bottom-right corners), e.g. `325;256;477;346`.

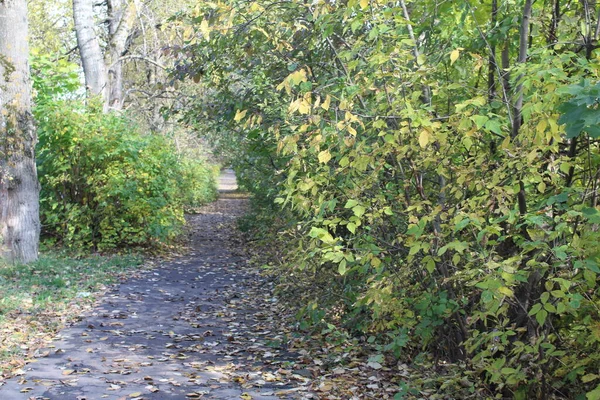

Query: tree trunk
106;0;137;110
73;0;109;110
0;0;41;264
512;0;533;138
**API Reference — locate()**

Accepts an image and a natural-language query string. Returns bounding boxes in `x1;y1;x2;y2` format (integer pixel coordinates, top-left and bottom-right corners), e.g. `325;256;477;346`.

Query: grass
0;252;143;379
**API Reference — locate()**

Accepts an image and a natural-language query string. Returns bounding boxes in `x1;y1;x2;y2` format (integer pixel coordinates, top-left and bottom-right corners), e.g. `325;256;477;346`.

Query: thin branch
115;55;167;70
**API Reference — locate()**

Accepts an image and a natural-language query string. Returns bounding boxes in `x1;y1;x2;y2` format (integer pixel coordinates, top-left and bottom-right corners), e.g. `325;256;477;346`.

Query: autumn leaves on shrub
31;55;217;251
178;1;600;398
34;101;217;251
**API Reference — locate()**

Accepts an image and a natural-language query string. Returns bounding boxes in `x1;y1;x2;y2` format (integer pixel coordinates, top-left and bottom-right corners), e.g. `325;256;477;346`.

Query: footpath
0;170;314;399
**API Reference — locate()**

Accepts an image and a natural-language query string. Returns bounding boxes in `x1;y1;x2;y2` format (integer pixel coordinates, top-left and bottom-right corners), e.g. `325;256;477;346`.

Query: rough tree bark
73;0;109;110
0;0;41;264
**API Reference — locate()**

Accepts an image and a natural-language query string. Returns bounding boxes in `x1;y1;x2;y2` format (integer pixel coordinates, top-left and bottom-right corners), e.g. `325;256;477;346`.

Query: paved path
0;172;312;399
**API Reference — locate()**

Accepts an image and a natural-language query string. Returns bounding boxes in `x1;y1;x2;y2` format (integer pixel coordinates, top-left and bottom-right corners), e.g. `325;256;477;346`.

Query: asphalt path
0;170;313;400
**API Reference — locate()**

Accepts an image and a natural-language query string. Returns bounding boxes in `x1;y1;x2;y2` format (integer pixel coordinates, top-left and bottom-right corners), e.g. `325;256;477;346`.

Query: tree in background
72;0;137;111
0;0;41;263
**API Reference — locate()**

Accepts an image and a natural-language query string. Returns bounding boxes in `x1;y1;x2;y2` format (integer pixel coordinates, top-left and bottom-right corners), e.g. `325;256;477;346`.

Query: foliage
33;56;217;251
179;159;219;210
177;0;600;398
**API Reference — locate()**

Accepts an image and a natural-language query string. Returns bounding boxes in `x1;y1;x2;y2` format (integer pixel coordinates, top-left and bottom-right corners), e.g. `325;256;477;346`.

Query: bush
179;158;219;209
35;100;216;251
180;2;600;397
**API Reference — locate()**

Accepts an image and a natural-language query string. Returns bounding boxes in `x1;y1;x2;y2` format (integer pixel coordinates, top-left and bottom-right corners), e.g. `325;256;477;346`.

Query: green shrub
179;2;600;397
179;159;219;209
35;100;216;251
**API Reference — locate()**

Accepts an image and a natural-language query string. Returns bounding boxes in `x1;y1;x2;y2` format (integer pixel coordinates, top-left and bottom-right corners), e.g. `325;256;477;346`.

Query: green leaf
454;217;470;232
498;286;514;297
484;119;503;135
309;227;335;244
471;115;489;129
352;205;366;217
338;259;347;275
536;309;548;326
586;383;600;400
583;207;600;224
347;222;357;234
344;199;359;209
528;303;542;316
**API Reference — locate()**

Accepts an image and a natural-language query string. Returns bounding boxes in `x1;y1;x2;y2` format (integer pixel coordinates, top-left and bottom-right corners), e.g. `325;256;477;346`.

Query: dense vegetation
32;53;218;251
174;0;600;398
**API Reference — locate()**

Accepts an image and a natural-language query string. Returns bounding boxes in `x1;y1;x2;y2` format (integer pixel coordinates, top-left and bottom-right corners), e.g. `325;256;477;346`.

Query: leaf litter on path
0;179;406;399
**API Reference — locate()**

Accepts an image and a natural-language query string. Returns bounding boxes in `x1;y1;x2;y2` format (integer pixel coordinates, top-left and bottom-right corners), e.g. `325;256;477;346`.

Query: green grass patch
0;252;142;378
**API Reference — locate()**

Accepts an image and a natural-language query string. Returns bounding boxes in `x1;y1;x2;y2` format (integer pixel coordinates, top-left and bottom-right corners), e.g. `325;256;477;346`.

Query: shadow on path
0;171;313;399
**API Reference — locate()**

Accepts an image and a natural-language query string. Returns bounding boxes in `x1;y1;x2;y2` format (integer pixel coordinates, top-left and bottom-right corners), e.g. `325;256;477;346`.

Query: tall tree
73;0;109;108
73;0;137;111
106;0;137;110
0;0;41;263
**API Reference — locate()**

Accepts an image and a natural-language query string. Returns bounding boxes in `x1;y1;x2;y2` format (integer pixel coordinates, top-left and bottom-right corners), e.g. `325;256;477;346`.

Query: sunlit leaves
177;0;600;397
418;129;431;147
234;109;247;122
450;48;461;65
317;150;331;164
199;19;210;39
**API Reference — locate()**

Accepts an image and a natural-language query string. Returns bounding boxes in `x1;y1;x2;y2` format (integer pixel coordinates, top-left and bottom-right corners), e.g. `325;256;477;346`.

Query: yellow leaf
249;2;262;12
321;95;331;111
314;95;321;109
200;19;210;39
498;286;514;297
536;119;547;134
526;150;538;163
500;134;511;149
276;80;289;92
298;100;311;114
318;150;332;164
347;125;357;136
184;26;194;40
450;49;460;65
360;0;369;9
288;69;307;85
240;393;253;400
418;129;430;148
234;109;247;122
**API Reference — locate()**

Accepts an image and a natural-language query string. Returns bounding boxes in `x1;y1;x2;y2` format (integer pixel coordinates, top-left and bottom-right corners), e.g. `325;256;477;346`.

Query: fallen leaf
367;361;382;370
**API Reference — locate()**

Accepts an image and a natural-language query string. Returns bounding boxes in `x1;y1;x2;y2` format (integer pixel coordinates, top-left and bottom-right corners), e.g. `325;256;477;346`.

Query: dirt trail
0;170;313;399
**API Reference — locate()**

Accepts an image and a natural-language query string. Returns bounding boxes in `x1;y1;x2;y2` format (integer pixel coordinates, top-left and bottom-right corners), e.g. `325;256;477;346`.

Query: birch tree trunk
0;0;41;264
73;0;109;110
